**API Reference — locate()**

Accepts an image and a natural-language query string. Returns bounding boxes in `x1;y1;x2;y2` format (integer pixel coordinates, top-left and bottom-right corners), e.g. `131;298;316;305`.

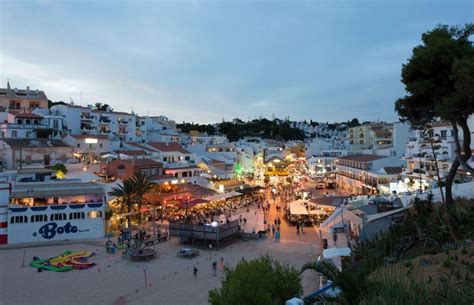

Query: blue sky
0;0;472;123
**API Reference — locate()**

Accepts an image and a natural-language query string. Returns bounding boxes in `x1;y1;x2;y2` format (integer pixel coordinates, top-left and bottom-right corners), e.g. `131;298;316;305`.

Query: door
43;154;50;166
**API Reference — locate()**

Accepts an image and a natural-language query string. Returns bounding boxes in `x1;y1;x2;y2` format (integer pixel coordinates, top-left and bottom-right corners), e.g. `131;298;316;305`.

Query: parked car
177;248;200;259
317;182;326;189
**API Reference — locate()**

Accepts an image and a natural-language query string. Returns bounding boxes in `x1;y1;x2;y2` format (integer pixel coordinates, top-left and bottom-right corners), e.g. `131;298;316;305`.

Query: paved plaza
0;202;322;305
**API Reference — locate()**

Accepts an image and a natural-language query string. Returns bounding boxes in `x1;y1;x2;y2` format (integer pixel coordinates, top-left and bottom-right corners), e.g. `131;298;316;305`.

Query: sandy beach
0;235;321;305
1;198;322;305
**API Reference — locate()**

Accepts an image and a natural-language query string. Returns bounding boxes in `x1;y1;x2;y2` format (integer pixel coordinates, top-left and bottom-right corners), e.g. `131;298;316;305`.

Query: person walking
212;261;217;276
271;224;275;237
301;221;304;233
193;266;198;278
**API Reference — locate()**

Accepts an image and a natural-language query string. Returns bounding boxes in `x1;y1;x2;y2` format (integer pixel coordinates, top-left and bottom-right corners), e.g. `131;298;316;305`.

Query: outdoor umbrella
177;198;209;216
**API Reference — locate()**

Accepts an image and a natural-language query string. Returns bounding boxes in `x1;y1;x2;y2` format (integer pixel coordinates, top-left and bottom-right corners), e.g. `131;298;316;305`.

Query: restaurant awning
176;198;209;209
289;200;309;215
323;247;352;259
203;191;242;202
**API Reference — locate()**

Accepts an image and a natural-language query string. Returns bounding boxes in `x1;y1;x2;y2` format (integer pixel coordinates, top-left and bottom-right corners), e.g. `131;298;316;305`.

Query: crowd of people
166;192;266;225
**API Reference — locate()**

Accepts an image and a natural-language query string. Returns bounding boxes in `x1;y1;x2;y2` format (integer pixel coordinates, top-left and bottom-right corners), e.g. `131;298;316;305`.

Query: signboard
8;218;103;244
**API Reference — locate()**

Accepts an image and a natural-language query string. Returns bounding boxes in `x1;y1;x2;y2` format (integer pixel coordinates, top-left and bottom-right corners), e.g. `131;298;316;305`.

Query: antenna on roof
7;78;10;89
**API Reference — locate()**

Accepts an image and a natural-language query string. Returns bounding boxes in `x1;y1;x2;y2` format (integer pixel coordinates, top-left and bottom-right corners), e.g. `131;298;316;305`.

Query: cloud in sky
0;0;472;123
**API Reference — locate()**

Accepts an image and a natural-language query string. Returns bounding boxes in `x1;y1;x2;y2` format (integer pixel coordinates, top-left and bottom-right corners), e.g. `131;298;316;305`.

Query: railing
0;123;49;129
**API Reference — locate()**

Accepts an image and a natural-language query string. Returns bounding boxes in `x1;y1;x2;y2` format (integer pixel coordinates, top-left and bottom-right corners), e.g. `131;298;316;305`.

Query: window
185;156;190;161
88;211;103;218
163;157;168;162
77;143;80;148
99;144;103;148
17;119;23;124
182;172;188;177
11;215;28;224
11;131;17;138
26;120;31;125
117;165;125;177
31;214;47;222
51;213;67;221
26;131;31;138
53;120;59;129
441;130;447;139
69;212;85;220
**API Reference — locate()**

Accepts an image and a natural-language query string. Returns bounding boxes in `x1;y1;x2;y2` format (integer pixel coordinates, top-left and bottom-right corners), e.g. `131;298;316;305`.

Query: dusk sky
1;0;472;123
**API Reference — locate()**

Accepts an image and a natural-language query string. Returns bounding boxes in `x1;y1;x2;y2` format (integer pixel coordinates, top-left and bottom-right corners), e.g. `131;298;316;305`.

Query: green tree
130;172;156;222
395;24;474;205
108;179;135;228
51;163;68;179
94;102;112;111
209;255;302;305
301;261;369;305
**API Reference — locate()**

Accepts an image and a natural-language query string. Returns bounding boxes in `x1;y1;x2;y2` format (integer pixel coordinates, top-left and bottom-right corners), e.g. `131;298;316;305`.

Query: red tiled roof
148;142;190;154
121;158;163;168
70;134;109;140
115;149;147;156
9;112;43;119
126;142;157;153
338;154;386;162
371;128;392;137
383;167;403;174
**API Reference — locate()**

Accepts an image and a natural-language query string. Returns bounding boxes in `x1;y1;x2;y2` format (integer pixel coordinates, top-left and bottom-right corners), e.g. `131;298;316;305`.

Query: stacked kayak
30;250;96;272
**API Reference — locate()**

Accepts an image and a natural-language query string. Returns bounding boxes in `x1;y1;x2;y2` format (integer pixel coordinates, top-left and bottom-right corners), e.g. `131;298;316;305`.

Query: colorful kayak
30;250;96;272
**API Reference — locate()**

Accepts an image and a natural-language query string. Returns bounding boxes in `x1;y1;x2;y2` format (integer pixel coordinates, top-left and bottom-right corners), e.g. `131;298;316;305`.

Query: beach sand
0;234;321;305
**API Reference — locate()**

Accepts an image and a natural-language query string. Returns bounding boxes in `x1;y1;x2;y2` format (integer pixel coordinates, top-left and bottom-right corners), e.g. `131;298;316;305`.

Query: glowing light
85;138;98;144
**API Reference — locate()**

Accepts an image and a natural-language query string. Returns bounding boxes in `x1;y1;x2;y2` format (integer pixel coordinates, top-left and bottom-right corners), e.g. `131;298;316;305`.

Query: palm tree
130;172;157;223
109;179;135;228
301;261;368;305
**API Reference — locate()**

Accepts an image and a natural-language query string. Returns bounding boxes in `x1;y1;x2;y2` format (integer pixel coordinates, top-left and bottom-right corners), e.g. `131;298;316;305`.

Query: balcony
0;123;50;129
99;117;111;123
81;125;95;130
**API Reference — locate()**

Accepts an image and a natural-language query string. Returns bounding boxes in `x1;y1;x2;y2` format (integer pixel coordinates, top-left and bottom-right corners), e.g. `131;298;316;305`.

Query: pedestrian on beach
271;224;275;236
212;261;217;276
193;266;198;278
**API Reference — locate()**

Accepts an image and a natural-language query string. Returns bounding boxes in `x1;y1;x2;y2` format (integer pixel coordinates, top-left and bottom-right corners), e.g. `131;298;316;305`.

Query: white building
50;103;151;143
0;180;105;245
0;138;75;170
62;134;111;164
335;154;404;195
0;111;65;139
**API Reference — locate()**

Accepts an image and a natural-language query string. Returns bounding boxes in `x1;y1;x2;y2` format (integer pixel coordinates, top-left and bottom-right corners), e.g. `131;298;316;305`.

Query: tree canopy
184;118;306;141
394;24;474;204
209;255;302;305
94;102;112;111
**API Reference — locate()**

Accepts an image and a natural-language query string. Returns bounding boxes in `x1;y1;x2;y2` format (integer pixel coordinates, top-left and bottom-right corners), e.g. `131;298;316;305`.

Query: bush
208;255;302;305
